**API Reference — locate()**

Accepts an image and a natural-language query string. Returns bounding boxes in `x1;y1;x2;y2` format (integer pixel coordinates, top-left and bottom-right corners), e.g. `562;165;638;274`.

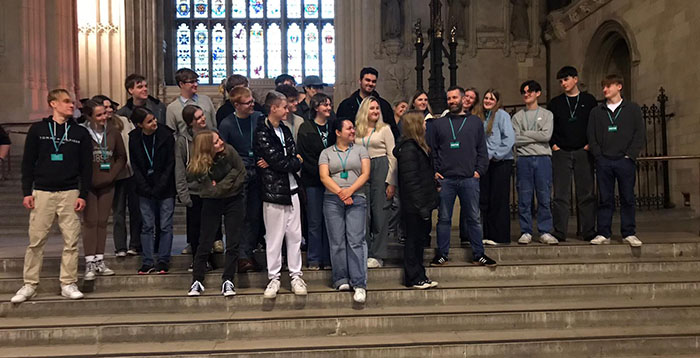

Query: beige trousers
23;189;81;286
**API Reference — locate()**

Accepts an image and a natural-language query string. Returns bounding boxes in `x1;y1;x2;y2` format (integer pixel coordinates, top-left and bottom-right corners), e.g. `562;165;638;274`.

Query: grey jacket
512;107;554;156
175;128;200;207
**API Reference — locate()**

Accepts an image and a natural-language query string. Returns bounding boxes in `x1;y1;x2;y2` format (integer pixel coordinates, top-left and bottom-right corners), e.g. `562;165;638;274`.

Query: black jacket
336;89;400;139
296;119;337;188
21;117;93;198
547;91;598;151
253;118;302;205
393;138;439;219
129;125;176;199
116;96;167;125
587;100;645;160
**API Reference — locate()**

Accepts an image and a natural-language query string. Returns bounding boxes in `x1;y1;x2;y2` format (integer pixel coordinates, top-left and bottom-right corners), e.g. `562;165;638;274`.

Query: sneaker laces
222;280;234;292
266;279;280;290
292;277;307;289
190;281;204;291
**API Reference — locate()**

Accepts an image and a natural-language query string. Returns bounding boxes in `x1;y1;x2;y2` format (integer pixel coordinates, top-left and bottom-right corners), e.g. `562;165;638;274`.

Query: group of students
9;64;644;305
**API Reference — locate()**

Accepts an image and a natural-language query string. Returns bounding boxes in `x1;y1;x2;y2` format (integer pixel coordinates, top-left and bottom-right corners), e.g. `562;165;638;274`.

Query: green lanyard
48;122;70;153
566;94;579;121
335;144;352;175
234;114;254;157
607;107;622;124
316;122;328;147
485;110;492;127
361;128;375;147
142;135;155;169
526;108;540;131
95;126;109;162
448;116;467;141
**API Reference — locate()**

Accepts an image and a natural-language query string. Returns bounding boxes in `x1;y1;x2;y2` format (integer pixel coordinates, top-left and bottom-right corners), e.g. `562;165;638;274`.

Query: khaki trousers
23;189;81;286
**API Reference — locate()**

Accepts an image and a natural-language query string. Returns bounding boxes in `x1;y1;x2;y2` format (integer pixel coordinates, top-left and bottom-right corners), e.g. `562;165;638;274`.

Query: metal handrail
637;155;700;161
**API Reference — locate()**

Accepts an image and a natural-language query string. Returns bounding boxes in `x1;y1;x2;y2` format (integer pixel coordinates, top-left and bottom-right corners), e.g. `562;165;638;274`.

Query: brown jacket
83;122;127;190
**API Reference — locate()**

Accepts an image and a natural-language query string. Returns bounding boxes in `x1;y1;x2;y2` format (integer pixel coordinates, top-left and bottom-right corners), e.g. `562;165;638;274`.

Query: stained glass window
169;0;335;84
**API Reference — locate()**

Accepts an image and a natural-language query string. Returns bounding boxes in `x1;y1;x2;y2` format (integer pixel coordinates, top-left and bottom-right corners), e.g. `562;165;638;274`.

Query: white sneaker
291;277;308;296
95;260;115;276
518;233;532;245
61;283;84;300
213;240;225;253
353;287;366;303
115;251;127;257
539;233;559;245
84;262;96;281
623;235;643;247
482;239;498;246
188;280;205;296
221;280;236;297
264;279;281;299
10;284;36;303
337;283;351;291
590;235;611;245
367;257;383;268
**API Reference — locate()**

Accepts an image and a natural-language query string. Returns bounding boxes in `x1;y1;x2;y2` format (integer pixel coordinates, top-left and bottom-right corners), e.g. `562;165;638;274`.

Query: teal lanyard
234;114;254;150
448;116;467;141
95;126;109;161
566;94;580;121
485;111;492;128
48;122;70;153
526;108;540;130
607;107;622;125
142;135;155;168
361;128;375;147
316;122;328;147
335;144;352;172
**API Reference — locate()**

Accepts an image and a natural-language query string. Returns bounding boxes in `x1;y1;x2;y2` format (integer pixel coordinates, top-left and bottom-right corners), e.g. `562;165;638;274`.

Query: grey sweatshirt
512;107;554;156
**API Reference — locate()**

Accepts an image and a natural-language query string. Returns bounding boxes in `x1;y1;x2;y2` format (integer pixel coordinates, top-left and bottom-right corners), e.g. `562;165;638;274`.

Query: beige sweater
354;125;397;186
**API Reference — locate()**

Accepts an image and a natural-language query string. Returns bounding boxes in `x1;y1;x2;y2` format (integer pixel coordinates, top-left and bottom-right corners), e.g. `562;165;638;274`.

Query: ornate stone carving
477;32;505;49
382;0;404;41
78;22;120;34
447;0;469;43
545;0;614;41
510;0;530;41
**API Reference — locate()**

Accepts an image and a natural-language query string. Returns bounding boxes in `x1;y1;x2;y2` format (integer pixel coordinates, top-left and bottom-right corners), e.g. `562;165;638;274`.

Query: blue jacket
483;109;515;161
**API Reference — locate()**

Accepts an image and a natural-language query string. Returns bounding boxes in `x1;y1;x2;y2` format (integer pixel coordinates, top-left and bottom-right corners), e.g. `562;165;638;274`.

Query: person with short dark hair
295;75;334;121
336;67;400;139
129;107;176;274
275;74;296;87
166;68;216;136
428;86;495;267
116;73;167;124
548;66;598;242
12;89;92;303
588;74;645;247
513;80;557;245
276;84;305;142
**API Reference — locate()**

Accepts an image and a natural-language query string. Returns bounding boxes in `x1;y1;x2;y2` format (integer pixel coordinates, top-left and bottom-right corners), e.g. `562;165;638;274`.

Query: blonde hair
187;130;217;176
355;96;386;138
401;110;429;153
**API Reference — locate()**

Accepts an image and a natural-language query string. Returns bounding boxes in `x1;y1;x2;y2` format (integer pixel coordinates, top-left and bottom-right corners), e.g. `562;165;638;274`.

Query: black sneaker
188;280;204;296
430;255;448;266
473;255;497;267
156;262;169;274
138;264;154;275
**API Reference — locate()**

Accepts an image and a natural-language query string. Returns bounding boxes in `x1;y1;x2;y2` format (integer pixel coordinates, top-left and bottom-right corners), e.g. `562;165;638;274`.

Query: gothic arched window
167;0;335;85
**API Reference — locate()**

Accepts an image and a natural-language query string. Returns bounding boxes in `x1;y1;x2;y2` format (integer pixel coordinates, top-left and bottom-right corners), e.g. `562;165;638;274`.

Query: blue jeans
437;177;483;260
516;156;553;235
324;194;367;289
139;196;175;266
306;186;330;267
596;157;636;237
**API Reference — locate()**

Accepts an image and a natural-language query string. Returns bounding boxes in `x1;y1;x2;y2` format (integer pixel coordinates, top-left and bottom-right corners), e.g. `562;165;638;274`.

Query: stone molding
544;0;613;41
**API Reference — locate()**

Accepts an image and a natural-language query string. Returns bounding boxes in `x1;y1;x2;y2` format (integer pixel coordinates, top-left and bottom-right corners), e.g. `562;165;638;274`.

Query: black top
587;100;646;160
547;91;598;151
296;119;337;188
427;114;489;178
393;138;439;219
128;125;176;199
21;117;93;198
116;96;167;125
253;118;302;205
336;89;400;139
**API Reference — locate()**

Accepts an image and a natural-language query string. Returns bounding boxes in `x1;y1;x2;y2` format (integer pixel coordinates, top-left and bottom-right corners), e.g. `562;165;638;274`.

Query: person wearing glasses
512;80;557;245
166;68;217;136
218;86;265;273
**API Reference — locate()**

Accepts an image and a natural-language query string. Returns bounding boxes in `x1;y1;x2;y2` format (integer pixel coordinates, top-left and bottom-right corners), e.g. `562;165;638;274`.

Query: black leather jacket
393;138;439;219
253;118;302;205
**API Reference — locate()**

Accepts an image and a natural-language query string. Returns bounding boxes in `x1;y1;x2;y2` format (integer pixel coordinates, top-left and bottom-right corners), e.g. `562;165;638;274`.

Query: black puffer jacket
253;118;302;205
393;138;439;219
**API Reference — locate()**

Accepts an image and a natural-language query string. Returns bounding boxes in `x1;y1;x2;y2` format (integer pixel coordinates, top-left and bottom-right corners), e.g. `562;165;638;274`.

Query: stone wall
547;0;700;212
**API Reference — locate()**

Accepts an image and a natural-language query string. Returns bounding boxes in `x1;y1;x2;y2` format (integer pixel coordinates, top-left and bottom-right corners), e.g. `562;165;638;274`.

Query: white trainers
10;284;36;303
95;260;115;276
188;280;205;296
337;283;351;291
539;233;559;245
84;262;97;281
367;257;383;268
221;280;236;297
264;279;281;299
590;235;611;245
61;283;84;300
291;277;308;296
482;239;498;246
518;233;532;245
623;235;643;247
213;240;225;253
353;287;366;303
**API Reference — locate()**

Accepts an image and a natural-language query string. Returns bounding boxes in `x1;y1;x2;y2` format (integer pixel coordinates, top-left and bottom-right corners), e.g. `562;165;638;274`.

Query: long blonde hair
187;130;216;176
355;96;386;138
400;110;429;153
482;88;502;136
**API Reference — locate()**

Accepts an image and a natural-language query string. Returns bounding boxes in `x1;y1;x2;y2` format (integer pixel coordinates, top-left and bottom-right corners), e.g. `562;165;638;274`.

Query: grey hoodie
512;107;554;157
175;128;200;207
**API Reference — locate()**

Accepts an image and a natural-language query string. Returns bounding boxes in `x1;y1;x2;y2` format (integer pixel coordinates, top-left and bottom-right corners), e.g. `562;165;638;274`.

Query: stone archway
583;19;640;100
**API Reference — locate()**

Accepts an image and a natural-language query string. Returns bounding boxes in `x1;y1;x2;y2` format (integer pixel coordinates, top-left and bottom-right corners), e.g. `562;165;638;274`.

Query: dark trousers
403;212;431;286
240;171;263;259
480;159;513;244
186;195;203;257
193;194;246;283
596;157;636;238
552;149;596;240
112;177;142;252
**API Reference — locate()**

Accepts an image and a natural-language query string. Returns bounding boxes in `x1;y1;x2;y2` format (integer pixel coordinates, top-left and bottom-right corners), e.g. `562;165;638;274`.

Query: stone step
2;259;700;294
1;327;699;358
2;304;699;347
